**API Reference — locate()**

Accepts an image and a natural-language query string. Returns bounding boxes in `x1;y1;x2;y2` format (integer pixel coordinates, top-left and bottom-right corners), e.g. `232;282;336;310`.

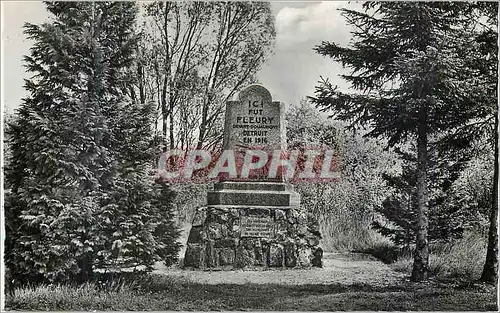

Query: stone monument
183;84;322;269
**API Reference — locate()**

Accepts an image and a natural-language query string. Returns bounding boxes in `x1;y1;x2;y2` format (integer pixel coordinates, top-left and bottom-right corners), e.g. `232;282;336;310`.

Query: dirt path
153;252;406;287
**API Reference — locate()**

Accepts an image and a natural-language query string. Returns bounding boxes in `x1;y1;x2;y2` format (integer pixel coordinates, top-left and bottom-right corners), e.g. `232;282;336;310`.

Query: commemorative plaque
240;216;274;238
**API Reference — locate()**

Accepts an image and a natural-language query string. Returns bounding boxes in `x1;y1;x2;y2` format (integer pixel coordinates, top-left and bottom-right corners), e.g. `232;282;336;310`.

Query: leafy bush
287;99;397;253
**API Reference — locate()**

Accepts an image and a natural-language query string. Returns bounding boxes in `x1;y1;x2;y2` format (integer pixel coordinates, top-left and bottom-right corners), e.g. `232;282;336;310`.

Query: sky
1;1;360;115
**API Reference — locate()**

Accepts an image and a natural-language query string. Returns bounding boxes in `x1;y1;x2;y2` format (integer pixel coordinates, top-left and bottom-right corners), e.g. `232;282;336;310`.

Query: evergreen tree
431;2;497;284
5;2;179;284
374;147;473;248
470;2;498;285
311;2;491;281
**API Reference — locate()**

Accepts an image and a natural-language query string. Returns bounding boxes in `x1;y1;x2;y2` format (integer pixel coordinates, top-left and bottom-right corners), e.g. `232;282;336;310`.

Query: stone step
207;189;300;207
206;204;296;210
213;181;292;192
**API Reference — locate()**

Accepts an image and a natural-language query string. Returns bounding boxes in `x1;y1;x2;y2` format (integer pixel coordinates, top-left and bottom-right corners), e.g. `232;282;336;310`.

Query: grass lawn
5;275;498;311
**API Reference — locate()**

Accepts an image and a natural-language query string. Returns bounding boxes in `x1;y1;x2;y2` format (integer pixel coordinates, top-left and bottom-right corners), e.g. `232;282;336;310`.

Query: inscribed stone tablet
240;215;275;238
223;85;285;150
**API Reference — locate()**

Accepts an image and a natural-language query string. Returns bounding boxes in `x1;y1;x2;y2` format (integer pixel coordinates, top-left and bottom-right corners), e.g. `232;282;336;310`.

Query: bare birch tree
136;1;275;149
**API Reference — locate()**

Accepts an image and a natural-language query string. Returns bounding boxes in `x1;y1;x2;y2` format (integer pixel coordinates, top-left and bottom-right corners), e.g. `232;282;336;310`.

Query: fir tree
311;2;492;281
5;2;180;284
374;147;472;249
470;2;498;285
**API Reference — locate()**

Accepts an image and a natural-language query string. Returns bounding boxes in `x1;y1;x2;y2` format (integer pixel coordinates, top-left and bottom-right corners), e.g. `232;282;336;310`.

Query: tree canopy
311;2;497;281
5;2;180;284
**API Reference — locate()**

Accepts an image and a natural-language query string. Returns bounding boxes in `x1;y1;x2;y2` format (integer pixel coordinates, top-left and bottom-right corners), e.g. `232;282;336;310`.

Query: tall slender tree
311;2;492;281
195;2;275;149
432;2;498;283
453;2;498;284
139;1;275;149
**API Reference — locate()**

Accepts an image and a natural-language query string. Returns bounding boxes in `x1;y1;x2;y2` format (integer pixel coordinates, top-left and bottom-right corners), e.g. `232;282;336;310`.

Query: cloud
275;1;355;47
2;1;48;114
2;2;360;115
256;2;360;108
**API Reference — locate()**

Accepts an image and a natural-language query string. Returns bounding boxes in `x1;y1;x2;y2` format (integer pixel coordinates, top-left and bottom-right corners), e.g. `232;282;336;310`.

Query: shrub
6;282;141;311
391;232;487;281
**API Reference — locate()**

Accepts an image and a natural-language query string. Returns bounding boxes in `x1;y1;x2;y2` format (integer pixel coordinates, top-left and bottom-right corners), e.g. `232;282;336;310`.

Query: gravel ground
153;223;407;286
152;252;407;286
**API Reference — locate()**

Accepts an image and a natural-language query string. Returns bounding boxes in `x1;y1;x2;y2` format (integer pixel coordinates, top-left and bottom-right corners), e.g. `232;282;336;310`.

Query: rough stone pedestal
183;181;322;269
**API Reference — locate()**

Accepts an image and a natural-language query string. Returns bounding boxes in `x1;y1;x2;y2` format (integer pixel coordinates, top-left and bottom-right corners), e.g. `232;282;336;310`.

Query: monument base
207;181;300;206
183;181;322;269
182;85;323;269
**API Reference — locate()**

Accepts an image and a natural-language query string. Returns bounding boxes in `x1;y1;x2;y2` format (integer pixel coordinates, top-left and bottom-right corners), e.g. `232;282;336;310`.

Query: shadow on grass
136;275;497;311
6;273;498;311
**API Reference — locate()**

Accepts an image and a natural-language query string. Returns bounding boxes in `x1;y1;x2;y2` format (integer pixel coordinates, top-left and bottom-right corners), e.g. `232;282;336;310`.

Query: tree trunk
138;62;145;104
164;2;173;148
411;120;429;282
481;112;498;284
77;251;93;283
169;99;175;149
161;78;168;138
196;97;209;149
